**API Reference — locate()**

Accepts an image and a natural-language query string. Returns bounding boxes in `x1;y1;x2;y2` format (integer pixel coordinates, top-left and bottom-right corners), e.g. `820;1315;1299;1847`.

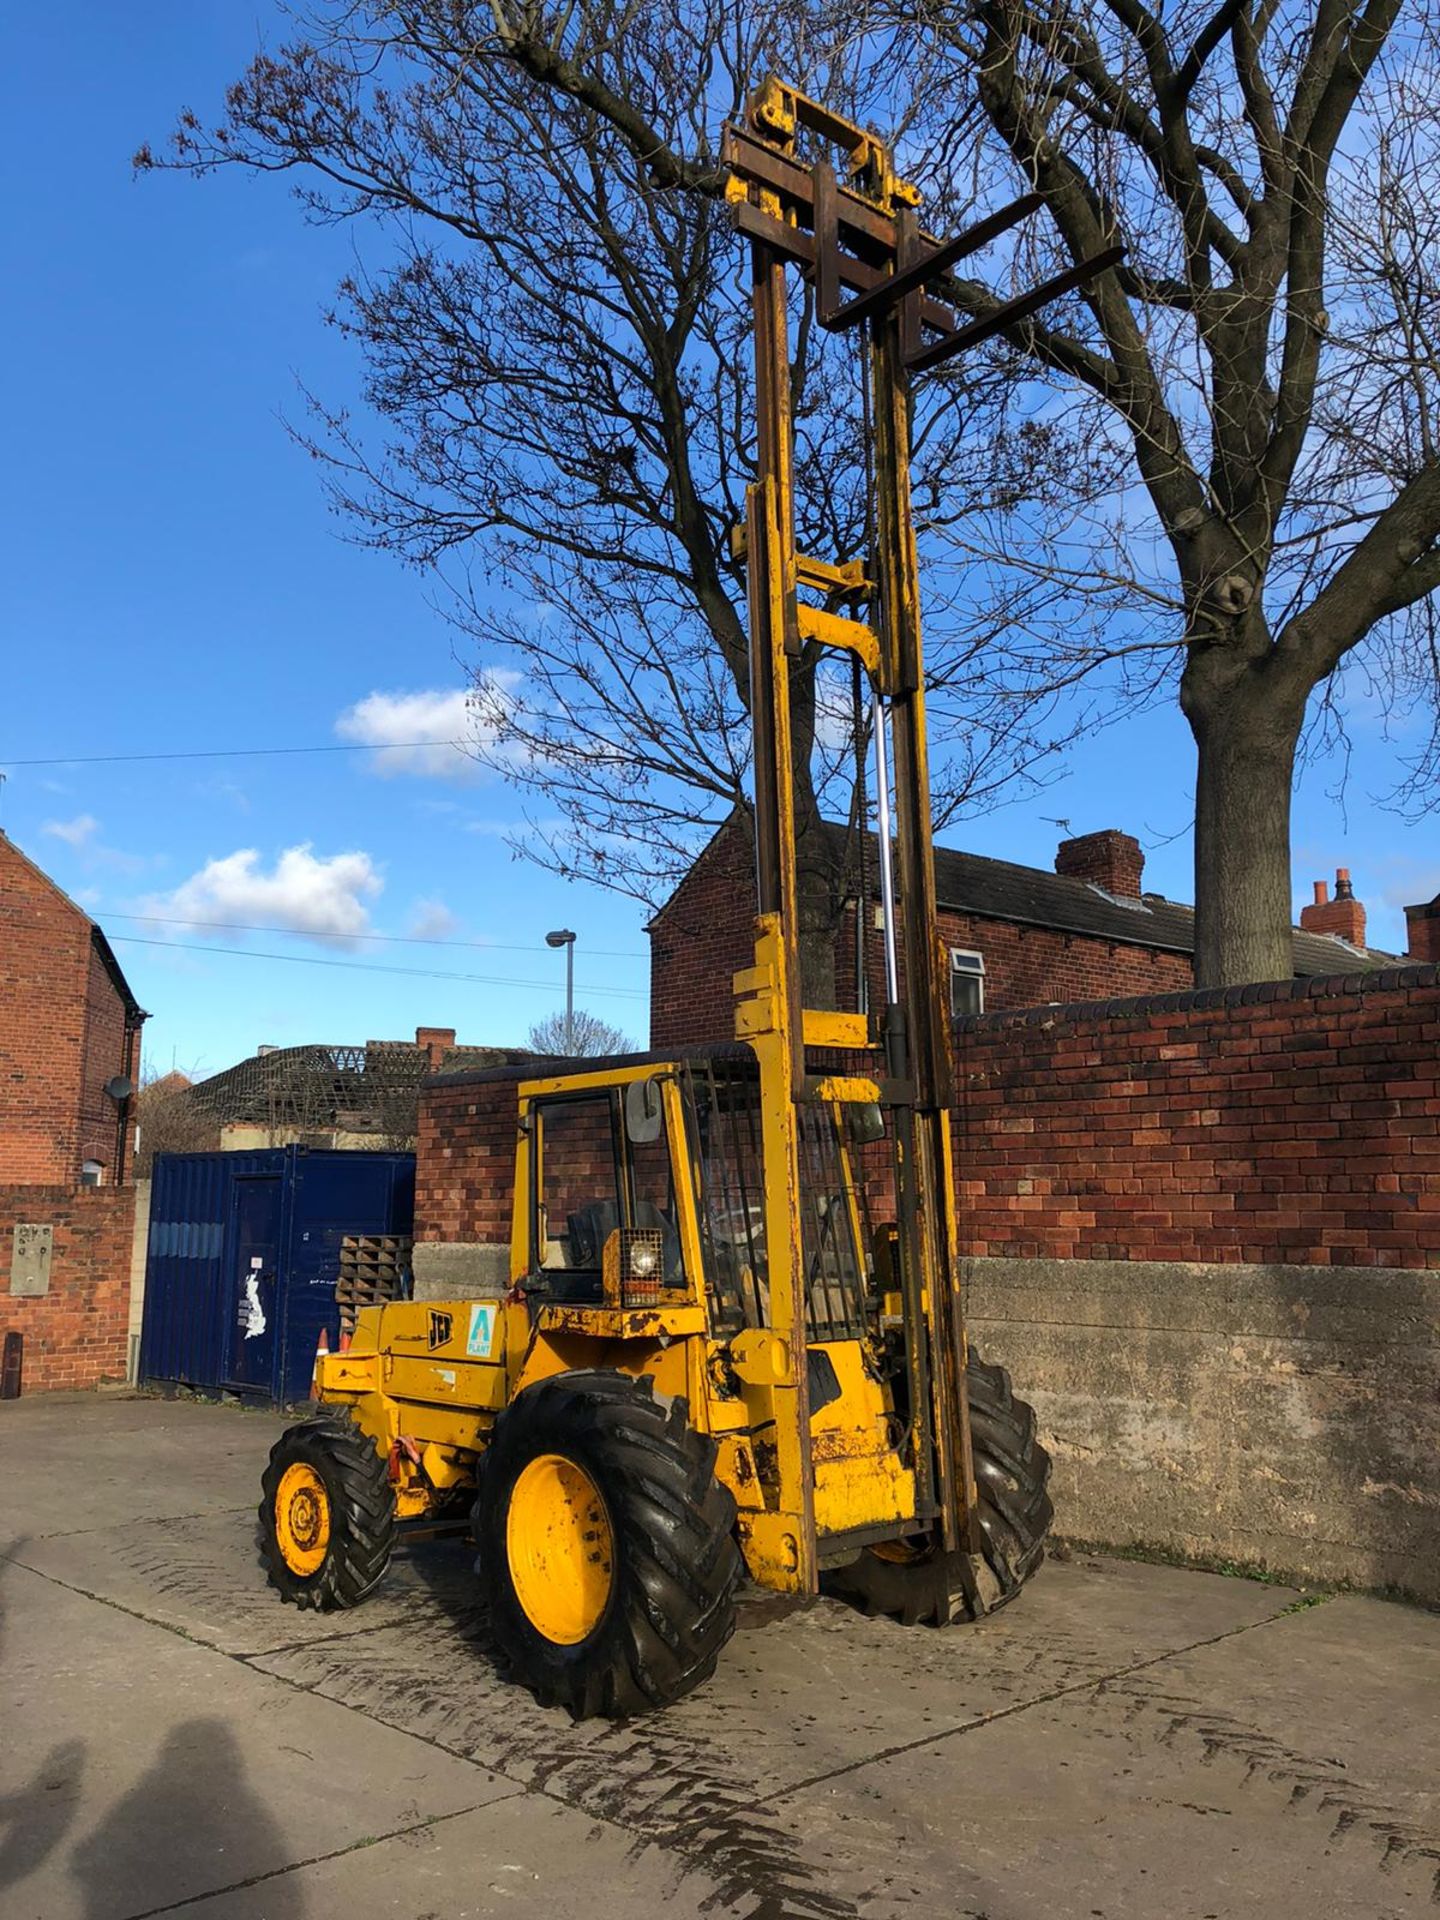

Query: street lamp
545;928;577;1053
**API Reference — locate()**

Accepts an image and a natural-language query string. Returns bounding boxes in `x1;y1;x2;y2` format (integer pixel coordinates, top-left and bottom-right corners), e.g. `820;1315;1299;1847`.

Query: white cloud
335;680;520;782
43;812;100;847
146;844;383;946
406;897;460;941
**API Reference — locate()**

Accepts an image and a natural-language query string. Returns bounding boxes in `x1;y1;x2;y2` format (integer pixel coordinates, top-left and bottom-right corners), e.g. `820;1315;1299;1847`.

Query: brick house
1;833;147;1394
648;810;1408;1048
0;832;146;1186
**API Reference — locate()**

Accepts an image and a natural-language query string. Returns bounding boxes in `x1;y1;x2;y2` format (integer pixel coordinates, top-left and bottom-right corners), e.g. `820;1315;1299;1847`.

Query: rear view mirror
847;1101;885;1145
624;1077;663;1144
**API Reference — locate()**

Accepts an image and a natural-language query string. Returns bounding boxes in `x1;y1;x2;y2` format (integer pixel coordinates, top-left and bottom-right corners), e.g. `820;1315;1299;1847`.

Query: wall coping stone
953;960;1440;1035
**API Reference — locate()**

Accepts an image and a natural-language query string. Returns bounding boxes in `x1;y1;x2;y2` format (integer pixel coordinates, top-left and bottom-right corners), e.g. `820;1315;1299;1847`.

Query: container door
224;1176;283;1394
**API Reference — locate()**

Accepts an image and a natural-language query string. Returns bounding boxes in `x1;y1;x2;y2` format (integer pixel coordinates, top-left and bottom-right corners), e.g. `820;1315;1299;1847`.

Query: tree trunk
1184;656;1308;988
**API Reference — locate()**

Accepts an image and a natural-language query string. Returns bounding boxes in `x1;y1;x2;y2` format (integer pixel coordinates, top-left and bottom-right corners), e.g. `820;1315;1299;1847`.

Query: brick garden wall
2;1186;136;1392
952;964;1440;1600
415;1072;521;1246
951;964;1440;1267
413;967;1440;1595
419;965;1440;1269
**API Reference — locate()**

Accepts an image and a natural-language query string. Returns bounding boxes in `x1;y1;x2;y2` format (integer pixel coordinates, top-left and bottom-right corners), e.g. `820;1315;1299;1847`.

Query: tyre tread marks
825;1352;1052;1627
476;1370;741;1719
258;1414;396;1611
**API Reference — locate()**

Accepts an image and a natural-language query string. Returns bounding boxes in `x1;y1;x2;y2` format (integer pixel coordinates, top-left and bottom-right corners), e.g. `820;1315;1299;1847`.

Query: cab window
534;1095;622;1288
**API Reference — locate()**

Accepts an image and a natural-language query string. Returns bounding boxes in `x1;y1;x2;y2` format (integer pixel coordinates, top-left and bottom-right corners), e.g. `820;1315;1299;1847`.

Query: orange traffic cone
312;1326;330;1393
338;1329;352;1354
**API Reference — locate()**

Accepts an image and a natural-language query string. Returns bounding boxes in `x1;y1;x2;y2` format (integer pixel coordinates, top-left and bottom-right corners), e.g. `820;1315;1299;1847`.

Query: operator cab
518;1047;886;1352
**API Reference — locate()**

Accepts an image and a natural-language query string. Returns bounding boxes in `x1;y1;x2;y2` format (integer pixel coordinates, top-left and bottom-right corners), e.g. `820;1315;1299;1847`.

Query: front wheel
824;1352;1052;1625
259;1415;396;1610
474;1371;741;1719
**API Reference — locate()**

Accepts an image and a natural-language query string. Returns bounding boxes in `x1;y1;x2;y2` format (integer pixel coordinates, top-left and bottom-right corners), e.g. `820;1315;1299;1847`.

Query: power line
103;910;647;960
0;740;466;769
109;933;648;1000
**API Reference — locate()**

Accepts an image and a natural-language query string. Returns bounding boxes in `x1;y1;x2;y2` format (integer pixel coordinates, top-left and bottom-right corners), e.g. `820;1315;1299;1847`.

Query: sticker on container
250;1256;263;1269
242;1275;267;1340
467;1303;497;1358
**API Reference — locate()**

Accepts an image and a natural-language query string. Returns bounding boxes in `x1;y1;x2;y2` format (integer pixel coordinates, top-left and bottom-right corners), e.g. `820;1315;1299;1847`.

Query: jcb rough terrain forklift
258;83;1103;1718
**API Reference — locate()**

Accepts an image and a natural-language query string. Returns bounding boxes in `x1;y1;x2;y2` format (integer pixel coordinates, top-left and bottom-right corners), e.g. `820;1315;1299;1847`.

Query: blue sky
2;4;1435;1084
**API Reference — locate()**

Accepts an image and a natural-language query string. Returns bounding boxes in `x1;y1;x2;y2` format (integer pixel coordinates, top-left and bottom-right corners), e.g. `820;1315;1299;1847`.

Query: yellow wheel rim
506;1453;614;1646
275;1461;332;1577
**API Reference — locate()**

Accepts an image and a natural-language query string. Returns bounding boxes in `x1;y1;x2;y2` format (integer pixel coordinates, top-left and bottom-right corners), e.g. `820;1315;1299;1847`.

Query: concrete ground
2;1396;1437;1920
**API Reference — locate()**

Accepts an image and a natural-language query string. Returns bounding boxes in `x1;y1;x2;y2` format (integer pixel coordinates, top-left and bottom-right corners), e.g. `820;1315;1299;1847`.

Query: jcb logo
427;1310;454;1351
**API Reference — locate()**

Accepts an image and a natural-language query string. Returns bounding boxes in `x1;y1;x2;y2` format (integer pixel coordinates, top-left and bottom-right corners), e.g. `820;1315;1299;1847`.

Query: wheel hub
275;1461;331;1576
506;1452;614;1646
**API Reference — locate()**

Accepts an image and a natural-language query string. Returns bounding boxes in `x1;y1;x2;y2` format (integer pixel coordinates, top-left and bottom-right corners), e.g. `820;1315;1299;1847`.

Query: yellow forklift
258;83;1113;1717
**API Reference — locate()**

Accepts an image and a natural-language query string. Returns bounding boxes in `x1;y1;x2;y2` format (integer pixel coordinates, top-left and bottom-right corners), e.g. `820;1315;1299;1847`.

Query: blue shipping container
140;1147;415;1404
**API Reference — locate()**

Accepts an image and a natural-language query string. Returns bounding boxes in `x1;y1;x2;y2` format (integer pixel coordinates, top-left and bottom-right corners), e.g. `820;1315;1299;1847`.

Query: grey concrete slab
174;1796;750;1920
7;1509;478;1658
249;1548;1299;1792
1109;1592;1440;1831
8;1395;1440;1920
0;1395;290;1537
241;1549;1304;1916
779;1683;1440;1918
0;1558;513;1920
772;1594;1440;1919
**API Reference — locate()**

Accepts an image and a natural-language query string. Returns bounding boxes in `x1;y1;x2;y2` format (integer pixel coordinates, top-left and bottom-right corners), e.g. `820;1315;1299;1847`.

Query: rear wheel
474;1371;741;1718
824;1352;1052;1625
259;1416;396;1610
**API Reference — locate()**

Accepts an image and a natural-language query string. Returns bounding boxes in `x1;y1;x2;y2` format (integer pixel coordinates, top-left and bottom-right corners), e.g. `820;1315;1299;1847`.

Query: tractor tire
824;1352;1052;1626
474;1370;741;1719
259;1415;396;1611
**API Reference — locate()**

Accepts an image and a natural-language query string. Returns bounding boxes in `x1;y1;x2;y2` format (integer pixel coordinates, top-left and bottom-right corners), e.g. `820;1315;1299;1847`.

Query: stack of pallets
336;1234;413;1336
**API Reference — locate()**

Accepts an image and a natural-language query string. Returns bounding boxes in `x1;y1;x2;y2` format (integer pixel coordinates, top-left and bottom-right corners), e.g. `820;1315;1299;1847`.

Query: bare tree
909;0;1440;980
138;1;1092;1000
132;1071;214;1175
481;0;1440;983
527;1009;636;1056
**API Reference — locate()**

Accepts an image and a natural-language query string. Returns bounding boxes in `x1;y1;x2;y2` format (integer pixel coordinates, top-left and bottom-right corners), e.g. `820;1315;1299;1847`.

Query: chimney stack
415;1026;456;1069
1300;867;1367;949
1404;891;1440;965
1054;829;1145;899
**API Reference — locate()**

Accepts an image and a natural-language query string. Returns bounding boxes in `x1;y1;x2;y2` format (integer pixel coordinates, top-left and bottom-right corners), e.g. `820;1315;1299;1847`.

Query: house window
950;948;985;1019
80;1160;105;1187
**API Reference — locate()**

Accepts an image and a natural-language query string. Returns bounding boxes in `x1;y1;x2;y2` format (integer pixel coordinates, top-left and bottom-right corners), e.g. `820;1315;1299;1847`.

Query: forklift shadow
395;1526;500;1658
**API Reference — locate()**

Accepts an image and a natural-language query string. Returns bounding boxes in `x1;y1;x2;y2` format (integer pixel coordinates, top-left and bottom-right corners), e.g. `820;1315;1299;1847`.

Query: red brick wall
0;843;90;1183
1;1186;135;1391
649;820;1193;1050
953;965;1440;1268
417;975;1439;1277
415;1073;522;1243
79;943;138;1180
0;839;138;1185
